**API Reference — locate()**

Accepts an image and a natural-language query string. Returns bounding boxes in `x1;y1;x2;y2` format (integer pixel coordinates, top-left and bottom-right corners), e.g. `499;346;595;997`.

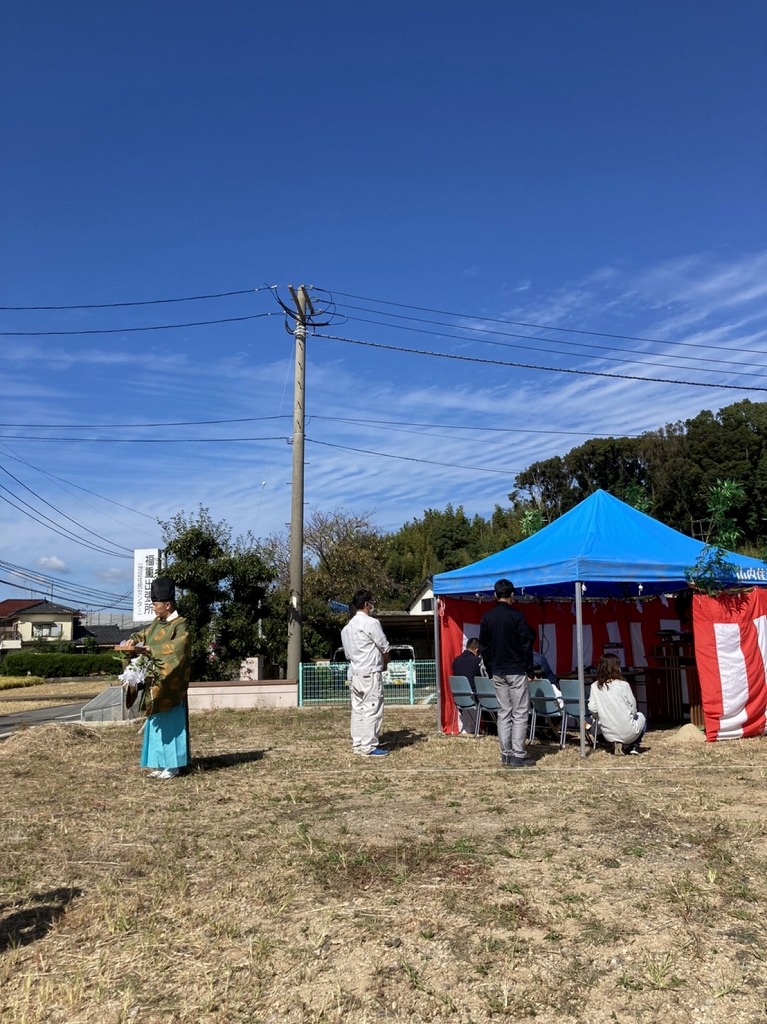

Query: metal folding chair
528;678;567;748
473;675;499;730
557;678;598;749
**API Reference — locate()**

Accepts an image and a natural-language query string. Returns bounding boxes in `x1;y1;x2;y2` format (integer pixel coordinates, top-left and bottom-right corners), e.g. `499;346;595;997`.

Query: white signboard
133;549;162;621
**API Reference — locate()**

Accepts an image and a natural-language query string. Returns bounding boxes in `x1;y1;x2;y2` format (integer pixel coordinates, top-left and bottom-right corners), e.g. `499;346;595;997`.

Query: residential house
0;599;81;652
404;578;434;616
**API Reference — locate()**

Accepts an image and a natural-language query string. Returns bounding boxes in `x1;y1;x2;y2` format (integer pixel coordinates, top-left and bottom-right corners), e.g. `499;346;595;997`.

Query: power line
0;412;616;439
306;437;522;475
0;312;277;337
0;415;288;429
0;435;289;444
311;414;633;438
0;571;133;610
314;331;767;393
323;286;752;350
0;463;133;554
0;443;157;521
338;305;766;372
0;489;132;558
0;560;134;604
0;285;276;311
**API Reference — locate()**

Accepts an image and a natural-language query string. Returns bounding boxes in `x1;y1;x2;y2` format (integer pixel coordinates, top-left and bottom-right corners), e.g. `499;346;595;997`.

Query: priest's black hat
150;577;175;603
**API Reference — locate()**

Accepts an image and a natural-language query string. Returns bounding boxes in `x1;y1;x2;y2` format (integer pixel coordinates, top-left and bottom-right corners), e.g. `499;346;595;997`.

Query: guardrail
298;660;437;706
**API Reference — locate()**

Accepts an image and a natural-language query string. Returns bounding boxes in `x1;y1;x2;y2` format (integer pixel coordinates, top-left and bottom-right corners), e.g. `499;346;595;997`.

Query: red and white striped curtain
693;590;767;741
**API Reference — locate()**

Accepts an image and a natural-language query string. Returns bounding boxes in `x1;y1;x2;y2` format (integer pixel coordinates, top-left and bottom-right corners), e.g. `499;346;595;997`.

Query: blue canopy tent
433;490;767;754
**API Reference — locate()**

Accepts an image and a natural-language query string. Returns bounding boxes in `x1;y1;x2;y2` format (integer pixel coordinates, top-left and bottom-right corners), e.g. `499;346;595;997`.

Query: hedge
0;652;122;678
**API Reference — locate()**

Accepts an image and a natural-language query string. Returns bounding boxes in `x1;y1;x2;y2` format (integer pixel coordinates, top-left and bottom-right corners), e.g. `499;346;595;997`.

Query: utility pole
287;285;314;681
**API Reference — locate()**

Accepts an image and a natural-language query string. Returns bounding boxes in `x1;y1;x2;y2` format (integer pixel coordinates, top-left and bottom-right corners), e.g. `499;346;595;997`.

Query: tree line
161;398;767;678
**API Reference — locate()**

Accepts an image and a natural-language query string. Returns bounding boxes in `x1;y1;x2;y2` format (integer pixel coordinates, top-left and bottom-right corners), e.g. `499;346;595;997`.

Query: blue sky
1;1;766;614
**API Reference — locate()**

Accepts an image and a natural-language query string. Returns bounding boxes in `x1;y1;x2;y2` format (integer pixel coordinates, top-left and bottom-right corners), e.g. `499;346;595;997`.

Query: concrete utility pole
286;285;314;681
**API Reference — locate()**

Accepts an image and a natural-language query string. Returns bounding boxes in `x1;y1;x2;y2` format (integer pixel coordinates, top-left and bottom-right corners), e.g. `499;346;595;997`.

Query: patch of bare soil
0;707;765;1023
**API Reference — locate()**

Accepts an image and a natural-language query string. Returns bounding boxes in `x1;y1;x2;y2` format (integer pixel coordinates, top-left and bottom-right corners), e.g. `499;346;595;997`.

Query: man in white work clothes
341;589;391;757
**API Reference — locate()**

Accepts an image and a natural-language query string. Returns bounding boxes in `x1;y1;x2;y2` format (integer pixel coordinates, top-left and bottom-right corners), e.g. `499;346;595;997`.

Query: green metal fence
299;660;437;706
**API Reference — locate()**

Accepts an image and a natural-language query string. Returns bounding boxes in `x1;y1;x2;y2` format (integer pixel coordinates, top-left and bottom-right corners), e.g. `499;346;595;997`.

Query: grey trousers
493;674;530;758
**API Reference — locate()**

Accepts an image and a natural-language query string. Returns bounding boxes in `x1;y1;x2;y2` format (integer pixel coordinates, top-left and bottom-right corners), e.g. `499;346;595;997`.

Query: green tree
684;401;767;545
513;455;577;520
636;422;698;532
519;507;546;536
387;504;480;587
261;509;407;663
159;508;276;680
703;479;746;550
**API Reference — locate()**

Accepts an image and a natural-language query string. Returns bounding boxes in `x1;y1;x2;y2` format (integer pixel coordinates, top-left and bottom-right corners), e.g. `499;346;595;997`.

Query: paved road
0;702;88;741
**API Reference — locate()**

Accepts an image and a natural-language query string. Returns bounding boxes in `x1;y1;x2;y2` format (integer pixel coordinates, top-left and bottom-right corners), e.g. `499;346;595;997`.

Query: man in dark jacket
451;638;485;734
479;578;534;768
452;638;484;691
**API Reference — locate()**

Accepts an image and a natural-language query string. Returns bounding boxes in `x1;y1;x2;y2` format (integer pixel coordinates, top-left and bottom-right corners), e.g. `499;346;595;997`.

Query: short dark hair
466;638;480;651
494;578;514;599
350;589;373;610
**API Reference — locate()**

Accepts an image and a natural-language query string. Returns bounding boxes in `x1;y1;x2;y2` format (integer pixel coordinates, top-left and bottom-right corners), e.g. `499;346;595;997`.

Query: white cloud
94;566;132;584
37;556;70;573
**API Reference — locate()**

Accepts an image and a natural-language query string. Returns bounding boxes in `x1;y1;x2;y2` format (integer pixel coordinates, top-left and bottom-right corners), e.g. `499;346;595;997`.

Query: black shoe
505;755;536;768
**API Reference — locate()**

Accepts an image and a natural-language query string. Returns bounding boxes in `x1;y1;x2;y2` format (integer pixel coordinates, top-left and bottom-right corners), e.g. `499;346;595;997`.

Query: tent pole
575;581;587;758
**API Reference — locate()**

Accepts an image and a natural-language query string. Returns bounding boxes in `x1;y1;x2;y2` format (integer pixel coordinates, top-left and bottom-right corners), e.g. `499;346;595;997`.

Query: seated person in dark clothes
452;638;491;734
452;638;485;690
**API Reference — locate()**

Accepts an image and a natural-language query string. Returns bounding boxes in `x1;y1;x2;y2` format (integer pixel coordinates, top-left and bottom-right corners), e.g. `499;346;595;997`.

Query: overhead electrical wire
310;414;633;438
5;278;761;365
313;331;767;393
0;443;157;521
0;415;288;429
0;490;131;558
0;285;276;311
0;412;619;439
0;434;289;444
0;462;133;553
306;438;522;475
0;576;128;607
337;305;765;371
0;559;134;603
322;287;755;351
0;312;277;337
0;569;133;610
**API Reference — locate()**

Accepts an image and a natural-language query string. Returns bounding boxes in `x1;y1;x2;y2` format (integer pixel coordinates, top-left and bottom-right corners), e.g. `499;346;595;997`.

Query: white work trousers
350;671;384;754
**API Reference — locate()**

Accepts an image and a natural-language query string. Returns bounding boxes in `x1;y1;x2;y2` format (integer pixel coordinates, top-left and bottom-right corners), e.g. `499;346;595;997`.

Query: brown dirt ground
0;705;765;1023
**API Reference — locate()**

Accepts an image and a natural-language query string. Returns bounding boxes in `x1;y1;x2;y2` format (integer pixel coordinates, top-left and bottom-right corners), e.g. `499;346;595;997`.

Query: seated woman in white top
588;653;646;755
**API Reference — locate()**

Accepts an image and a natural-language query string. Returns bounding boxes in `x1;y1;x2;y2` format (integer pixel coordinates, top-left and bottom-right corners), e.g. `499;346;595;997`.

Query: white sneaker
154;768;180;780
147;769;164;778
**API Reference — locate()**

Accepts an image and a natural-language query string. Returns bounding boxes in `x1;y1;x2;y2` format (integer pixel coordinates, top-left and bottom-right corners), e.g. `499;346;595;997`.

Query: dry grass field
0;678;111;716
0;704;766;1024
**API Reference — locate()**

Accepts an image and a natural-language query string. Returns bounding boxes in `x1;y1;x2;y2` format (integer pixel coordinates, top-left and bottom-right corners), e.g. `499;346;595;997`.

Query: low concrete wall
188;679;298;711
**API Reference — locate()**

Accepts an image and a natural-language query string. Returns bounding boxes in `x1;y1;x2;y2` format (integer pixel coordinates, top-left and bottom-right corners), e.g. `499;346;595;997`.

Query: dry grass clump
0;706;766;1023
0;675;48;691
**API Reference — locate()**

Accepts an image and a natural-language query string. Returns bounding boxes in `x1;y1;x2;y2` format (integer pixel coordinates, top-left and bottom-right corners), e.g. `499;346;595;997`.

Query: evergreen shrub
0;652;119;677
